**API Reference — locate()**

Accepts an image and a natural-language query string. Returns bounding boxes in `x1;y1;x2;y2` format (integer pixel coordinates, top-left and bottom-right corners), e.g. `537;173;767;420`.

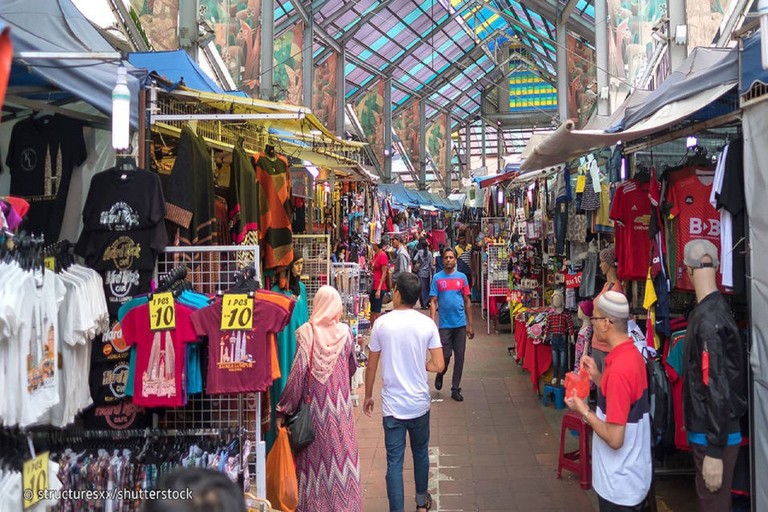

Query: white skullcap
595;291;629;319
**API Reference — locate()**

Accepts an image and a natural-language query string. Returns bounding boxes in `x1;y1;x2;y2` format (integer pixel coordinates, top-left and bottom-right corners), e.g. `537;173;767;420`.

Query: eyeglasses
591;316;612;324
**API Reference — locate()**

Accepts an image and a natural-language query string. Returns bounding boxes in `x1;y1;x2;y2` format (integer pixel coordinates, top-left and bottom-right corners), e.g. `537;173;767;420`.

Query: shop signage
221;294;254;331
149;292;176;331
23;452;49;509
565;272;583;289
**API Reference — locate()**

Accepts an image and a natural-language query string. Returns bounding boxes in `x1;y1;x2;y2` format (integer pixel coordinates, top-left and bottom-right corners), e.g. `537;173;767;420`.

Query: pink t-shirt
122;303;198;407
372;250;389;291
191;299;290;394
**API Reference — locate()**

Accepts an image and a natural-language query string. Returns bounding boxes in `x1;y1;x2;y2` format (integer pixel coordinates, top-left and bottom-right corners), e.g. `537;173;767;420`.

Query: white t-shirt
711;146;733;288
369;309;442;420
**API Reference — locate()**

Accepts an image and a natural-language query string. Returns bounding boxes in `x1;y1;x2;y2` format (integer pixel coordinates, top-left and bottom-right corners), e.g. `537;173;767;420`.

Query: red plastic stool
557;410;593;490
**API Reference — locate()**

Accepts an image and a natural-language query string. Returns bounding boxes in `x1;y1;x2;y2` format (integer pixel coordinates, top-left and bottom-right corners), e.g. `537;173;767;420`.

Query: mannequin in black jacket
683;240;747;512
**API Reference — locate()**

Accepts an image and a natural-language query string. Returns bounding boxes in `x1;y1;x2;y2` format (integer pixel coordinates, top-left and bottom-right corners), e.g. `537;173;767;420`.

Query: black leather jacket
683;292;747;458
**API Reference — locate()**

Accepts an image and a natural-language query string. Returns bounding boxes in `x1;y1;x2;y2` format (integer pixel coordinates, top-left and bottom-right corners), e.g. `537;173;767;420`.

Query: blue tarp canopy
741;31;767;95
128;51;247;97
378;183;463;211
0;0;146;129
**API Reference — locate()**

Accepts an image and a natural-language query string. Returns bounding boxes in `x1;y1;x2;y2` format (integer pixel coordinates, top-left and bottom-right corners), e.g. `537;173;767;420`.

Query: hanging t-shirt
190;298;291;394
716;139;746;295
121;302;199;407
5;114;87;241
255;152;293;269
667;169;722;292
228;144;260;245
610;180;652;281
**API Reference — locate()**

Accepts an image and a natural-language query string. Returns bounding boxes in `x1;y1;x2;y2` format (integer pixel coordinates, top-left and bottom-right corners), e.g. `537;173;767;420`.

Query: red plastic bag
266;427;299;512
565;368;590;400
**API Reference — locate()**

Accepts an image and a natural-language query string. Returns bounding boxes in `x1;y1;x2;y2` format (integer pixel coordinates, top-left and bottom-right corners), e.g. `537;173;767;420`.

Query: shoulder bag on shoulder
286;336;316;453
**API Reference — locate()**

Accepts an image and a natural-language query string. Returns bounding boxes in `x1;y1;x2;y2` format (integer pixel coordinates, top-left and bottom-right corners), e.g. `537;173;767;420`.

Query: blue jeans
551;334;567;381
383;412;431;512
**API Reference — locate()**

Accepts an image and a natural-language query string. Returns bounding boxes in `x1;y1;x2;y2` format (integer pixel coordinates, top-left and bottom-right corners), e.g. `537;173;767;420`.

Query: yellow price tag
23;451;49;509
221;294;254;331
43;257;55;271
149;292;176;331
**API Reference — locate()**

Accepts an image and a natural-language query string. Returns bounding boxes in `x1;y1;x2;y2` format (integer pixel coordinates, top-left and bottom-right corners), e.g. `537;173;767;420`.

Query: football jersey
667;169;722;292
610;180;652;281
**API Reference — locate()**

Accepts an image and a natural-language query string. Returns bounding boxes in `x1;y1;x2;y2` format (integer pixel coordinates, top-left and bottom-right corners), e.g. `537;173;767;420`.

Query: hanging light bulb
760;0;768;69
497;187;504;204
112;64;131;151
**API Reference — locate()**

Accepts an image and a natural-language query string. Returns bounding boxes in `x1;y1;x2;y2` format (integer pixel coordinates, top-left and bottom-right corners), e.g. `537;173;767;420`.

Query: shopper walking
276;286;362;512
364;273;445;512
565;291;652;512
371;241;390;325
433;243;445;273
413;240;434;309
392;234;411;283
430;248;474;402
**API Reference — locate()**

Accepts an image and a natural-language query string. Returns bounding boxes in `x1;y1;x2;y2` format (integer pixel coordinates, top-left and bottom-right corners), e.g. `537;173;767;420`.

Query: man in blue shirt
430;248;474;401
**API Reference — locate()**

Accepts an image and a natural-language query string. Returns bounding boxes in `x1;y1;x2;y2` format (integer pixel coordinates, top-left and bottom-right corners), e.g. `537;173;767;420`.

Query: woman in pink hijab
276;286;361;511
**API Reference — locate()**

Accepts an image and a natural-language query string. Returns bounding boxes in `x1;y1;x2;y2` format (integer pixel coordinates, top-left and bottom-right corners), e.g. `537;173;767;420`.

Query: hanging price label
221;294;254;331
565;272;583;289
43;257;55;271
149;292;176;331
23;451;49;509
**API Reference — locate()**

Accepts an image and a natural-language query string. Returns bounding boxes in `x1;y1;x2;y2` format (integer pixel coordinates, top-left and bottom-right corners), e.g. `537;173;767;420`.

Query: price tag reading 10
149;292;176;331
221;294;254;331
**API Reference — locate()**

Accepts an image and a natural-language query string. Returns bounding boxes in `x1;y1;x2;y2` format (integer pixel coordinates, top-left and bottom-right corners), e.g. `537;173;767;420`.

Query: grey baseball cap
683;239;719;269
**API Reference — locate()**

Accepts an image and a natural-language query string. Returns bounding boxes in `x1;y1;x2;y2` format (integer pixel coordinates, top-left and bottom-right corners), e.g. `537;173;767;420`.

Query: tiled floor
354;307;598;512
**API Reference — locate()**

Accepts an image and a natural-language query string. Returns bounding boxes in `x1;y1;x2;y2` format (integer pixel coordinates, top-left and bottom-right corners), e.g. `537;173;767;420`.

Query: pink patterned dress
277;332;362;512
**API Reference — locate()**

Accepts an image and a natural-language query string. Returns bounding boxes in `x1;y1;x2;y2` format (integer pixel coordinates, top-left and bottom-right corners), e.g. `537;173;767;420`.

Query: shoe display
451;389;464;402
435;373;443;391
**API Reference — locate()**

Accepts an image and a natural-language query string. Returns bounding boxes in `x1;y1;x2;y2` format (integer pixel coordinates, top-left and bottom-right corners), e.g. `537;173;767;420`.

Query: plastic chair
542;384;566;410
557;410;592;490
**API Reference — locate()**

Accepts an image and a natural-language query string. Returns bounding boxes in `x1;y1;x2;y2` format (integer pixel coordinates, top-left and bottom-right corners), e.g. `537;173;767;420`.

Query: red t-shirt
372;250;389;291
191;298;291;394
667;169;721;291
122;303;199;407
610;180;652;281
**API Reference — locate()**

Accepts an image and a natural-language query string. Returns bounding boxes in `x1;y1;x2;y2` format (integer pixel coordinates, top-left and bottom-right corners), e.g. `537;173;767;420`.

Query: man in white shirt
365;272;445;512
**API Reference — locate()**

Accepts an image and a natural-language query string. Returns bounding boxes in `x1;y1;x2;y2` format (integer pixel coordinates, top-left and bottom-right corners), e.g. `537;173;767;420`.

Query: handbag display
286;335;316;453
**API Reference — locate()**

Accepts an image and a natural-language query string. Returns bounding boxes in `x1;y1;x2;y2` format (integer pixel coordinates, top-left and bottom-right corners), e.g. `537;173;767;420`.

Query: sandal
416;492;433;511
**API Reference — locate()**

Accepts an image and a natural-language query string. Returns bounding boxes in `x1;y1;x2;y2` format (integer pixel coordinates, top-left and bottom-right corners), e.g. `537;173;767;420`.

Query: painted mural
130;0;179;51
355;80;386;166
426;113;448;182
686;0;733;51
273;24;304;104
608;0;667;93
393;102;420;171
313;52;338;134
567;35;598;127
199;0;262;97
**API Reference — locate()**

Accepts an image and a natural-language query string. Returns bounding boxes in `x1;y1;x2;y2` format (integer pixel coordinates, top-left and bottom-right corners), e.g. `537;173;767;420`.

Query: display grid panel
293;234;330;315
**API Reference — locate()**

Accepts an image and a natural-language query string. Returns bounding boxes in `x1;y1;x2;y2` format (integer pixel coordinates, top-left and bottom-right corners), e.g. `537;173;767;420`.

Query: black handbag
286;336;316;453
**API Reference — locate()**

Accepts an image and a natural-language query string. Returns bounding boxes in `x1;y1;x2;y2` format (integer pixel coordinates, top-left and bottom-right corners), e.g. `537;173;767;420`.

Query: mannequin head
684;239;719;302
599;247;618;281
289;256;305;296
292;257;305;278
578;300;593;326
551;291;564;313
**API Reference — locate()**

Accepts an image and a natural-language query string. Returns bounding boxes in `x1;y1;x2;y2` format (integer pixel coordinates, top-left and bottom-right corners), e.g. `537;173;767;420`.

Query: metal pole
465;122;472;177
497;123;503;173
303;19;314;109
260;0;275;100
595;0;610;116
384;77;393;183
336;46;346;138
556;20;569;123
178;0;199;62
481;118;487;168
444;109;452;193
419;99;427;190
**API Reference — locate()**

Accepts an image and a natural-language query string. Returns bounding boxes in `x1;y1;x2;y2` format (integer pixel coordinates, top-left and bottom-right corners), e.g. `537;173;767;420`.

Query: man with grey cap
566;290;651;512
392;234;411;283
682;239;747;512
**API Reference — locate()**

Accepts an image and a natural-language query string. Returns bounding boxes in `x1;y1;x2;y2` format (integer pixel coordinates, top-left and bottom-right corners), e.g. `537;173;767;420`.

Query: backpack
644;352;674;448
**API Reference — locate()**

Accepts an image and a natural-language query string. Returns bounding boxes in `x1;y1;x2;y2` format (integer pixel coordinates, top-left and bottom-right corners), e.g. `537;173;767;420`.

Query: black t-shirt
717;138;746;295
102;269;154;317
79;229;164;271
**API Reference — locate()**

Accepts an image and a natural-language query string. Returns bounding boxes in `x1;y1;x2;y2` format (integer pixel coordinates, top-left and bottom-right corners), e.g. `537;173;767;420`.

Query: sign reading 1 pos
149;292;176;331
221;294;254;330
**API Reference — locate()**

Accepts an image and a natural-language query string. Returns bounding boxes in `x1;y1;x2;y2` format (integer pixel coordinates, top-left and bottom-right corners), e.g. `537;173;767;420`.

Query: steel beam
275;0;330;34
178;0;199;61
340;0;399;41
445;107;452;193
321;1;362;29
336;45;346;138
260;0;275;100
419;99;427;190
556;19;568;122
595;0;609;115
303;18;314;108
481;118;487;168
668;0;687;70
290;0;341;53
384;78;393;183
464;122;472;177
520;0;594;43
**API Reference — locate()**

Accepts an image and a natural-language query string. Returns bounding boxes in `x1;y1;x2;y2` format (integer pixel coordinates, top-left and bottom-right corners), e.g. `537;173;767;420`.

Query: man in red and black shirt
566;291;652;511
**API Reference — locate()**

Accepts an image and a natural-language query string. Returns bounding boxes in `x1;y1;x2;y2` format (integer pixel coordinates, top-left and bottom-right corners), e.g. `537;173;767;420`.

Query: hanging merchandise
255;146;294;271
610;178;652;281
4;114;87;241
228;140;260;250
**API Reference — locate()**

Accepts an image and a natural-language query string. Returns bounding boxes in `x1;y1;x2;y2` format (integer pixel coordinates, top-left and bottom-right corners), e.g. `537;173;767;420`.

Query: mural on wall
607;0;667;94
199;0;262;97
355;80;386;167
313;52;338;134
393;102;420;171
567;35;598;127
426;113;448;182
130;0;179;51
686;0;733;51
273;24;304;104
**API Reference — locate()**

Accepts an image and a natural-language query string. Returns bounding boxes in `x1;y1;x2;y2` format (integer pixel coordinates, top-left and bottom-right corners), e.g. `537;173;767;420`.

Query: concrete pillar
336;46;346;138
595;0;609;116
303;20;314;108
383;77;393;183
419;99;427;190
260;0;275;100
556;21;569;123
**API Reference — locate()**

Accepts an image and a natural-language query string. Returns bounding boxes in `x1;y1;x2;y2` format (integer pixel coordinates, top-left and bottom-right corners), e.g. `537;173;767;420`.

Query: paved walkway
354;306;597;512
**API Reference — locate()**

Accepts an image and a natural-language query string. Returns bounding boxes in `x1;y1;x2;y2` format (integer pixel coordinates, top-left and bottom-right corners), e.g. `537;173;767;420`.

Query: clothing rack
29;427;242;440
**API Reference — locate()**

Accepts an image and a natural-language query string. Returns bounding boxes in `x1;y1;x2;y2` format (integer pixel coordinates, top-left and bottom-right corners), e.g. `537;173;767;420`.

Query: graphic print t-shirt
429;270;471;329
121;303;199;407
610;180;652;281
191;299;291;394
667;169;722;292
